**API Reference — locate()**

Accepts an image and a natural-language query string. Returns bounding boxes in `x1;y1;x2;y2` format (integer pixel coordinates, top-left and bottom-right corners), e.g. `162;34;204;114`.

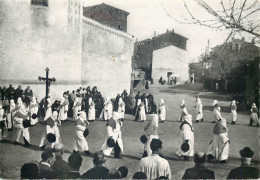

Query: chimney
154;31;156;37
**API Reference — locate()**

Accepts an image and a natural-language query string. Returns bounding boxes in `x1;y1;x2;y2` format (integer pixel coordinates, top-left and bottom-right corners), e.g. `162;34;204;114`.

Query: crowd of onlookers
20;141;259;179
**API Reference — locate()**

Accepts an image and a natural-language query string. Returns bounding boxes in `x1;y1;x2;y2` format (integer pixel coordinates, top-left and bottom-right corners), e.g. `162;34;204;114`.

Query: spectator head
239;147;254;165
41;150;55;166
53;143;64;157
118;166;128;179
133;172;147;179
18;85;22;89
68;153;82;171
150;139;162;153
194;152;206;165
157;176;168;179
93;151;106;166
20;162;39;179
9;84;12;88
106;169;121;179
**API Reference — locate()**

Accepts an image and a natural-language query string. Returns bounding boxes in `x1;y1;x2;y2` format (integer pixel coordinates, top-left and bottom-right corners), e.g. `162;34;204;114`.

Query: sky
83;0;258;62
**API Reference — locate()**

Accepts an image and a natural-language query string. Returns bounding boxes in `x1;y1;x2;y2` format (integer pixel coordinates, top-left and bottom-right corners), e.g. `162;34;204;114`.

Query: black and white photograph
0;0;259;179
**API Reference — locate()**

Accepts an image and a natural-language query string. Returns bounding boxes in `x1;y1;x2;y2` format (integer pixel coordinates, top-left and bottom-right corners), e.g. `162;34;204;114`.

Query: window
31;0;48;6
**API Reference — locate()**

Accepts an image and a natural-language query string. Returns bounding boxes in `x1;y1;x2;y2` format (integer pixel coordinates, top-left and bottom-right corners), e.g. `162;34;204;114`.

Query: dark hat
31;113;37;119
83;129;89;137
181;142;190;152
239;147;254;158
107;137;115;148
133;172;147;179
140;135;148;144
23;119;31;128
47;133;56;143
118;166;128;179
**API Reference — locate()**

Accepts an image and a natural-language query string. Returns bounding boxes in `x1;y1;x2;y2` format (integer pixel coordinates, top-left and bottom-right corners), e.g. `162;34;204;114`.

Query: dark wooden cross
38;67;56;99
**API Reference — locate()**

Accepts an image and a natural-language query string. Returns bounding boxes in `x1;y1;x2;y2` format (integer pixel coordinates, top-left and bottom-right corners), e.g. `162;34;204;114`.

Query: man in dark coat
182;152;215;179
227;147;259;179
52;143;70;178
14;85;23;102
6;84;15;101
66;152;83;179
38;150;57;179
82;151;109;179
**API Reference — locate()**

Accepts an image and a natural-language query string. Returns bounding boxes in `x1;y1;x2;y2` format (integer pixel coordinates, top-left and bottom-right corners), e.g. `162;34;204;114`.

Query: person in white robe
179;99;188;122
88;97;95;121
100;97;113;121
195;98;203;123
44;98;52;120
250;103;259;126
117;98;125;121
6;99;16;130
13;102;30;146
137;99;146;122
158;99;166;123
176;114;194;160
230;100;237;125
207;118;230;163
143;113;159;157
73;111;90;155
213;100;222;123
73;97;81;121
101;112;123;158
58;97;68;122
39;111;61;149
29;96;39;126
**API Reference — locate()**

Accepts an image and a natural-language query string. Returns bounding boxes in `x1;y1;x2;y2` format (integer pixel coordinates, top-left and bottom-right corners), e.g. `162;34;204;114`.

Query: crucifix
38;67;56;99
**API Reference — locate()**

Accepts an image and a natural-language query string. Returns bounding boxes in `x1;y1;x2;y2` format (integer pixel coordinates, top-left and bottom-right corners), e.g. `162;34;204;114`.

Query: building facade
83;3;129;32
0;0;134;98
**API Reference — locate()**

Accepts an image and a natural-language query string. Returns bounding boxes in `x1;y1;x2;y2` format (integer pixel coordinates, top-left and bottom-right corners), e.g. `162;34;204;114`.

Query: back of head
239;147;254;165
41;150;54;162
194;152;206;164
93;151;106;165
118;166;128;178
68;153;82;170
150;139;162;152
21;163;39;179
53;143;64;157
106;168;122;179
133;172;147;179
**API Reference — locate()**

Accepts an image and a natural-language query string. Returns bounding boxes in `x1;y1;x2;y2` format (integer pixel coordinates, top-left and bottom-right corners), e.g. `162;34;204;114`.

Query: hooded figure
195;98;203;123
213;100;222;123
13;102;30;146
100;97;113;121
180;99;188;122
101;112;123;158
250;103;259;126
39;111;61;149
136;99;146;122
30;97;39;125
73;97;82;121
176;114;194;160
58;97;68;122
158;99;166;123
142;113;159;157
88;97;95;121
73;111;90;155
230;100;237;124
207;118;230;163
117;98;125;120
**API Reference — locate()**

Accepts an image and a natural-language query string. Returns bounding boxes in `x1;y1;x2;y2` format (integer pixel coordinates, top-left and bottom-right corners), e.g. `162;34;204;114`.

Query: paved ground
0;84;259;179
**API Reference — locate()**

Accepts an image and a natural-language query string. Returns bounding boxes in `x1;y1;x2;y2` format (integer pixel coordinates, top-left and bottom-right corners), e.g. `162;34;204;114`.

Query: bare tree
182;0;260;42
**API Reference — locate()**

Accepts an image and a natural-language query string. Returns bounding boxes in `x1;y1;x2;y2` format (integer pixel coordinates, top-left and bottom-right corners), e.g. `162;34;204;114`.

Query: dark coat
38;163;57;179
66;171;82;179
182;165;215;179
52;156;70;178
82;166;109;179
227;166;259;179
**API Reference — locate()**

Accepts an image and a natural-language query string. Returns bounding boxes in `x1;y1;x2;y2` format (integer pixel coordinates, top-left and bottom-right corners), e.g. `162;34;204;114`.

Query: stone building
132;29;189;82
83;3;129;32
0;0;134;98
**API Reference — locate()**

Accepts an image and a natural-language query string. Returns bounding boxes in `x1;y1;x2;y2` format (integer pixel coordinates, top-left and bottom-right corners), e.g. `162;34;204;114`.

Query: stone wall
81;17;134;97
152;45;189;83
0;0;81;84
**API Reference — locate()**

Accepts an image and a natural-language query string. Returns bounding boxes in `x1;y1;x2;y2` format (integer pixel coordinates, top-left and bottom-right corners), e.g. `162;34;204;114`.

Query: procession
0;0;260;179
